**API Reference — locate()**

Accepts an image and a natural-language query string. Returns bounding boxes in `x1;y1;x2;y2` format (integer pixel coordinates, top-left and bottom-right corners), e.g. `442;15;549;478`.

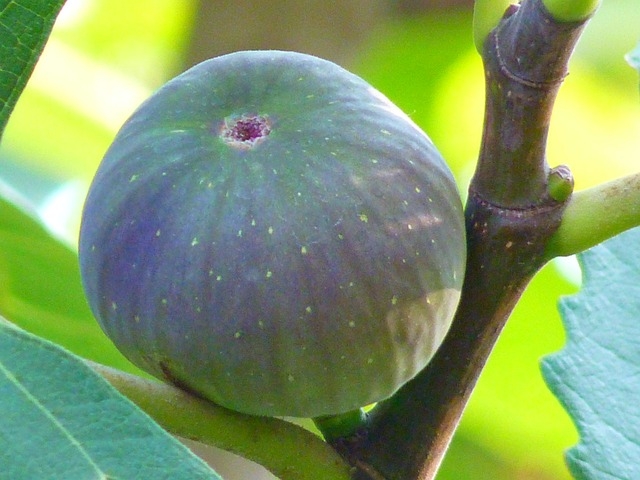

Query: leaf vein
0;359;108;478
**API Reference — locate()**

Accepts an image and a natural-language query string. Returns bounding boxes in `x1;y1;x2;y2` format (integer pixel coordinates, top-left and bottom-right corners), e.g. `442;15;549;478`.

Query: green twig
90;362;353;480
472;0;514;53
545;173;640;258
542;0;600;22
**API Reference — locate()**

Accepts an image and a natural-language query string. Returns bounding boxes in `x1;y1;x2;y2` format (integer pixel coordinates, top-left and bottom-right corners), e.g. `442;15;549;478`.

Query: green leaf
0;0;66;138
0;180;141;374
541;227;640;479
0;318;222;480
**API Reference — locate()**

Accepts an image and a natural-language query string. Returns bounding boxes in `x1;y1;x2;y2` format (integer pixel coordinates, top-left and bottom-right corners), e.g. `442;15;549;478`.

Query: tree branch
337;1;590;478
472;0;584;206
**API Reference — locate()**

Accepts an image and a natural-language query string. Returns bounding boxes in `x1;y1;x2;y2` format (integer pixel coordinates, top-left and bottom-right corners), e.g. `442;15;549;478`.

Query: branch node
493;27;569;89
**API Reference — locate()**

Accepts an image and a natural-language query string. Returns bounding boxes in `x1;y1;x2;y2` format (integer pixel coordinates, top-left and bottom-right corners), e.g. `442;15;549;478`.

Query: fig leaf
0;0;66;138
541;226;640;479
0;318;222;479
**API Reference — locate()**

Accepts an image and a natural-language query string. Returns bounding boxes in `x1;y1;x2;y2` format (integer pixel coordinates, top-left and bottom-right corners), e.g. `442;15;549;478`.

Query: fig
79;50;466;418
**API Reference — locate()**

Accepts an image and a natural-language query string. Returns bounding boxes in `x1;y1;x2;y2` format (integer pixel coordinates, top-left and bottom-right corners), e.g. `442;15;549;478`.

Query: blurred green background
1;1;638;478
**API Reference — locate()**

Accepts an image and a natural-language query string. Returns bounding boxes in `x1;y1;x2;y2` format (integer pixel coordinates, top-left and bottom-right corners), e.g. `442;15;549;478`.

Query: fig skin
79;50;466;418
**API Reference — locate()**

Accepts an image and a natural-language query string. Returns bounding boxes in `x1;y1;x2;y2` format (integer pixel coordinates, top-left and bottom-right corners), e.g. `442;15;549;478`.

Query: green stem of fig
313;409;369;443
542;0;600;22
89;362;353;480
472;0;514;53
545;172;640;258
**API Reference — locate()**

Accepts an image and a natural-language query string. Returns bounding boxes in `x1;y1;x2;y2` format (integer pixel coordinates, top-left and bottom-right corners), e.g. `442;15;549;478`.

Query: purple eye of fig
221;114;271;148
